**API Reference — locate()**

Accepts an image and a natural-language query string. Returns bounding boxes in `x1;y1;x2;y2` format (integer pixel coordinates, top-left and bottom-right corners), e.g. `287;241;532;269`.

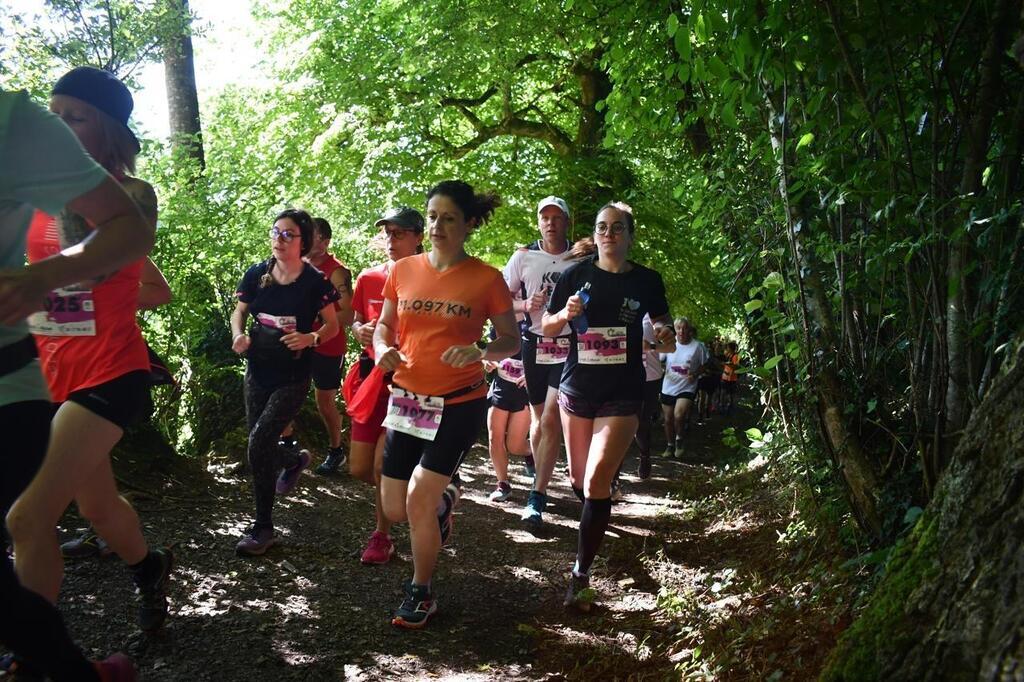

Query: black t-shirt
236;260;340;387
548;257;669;402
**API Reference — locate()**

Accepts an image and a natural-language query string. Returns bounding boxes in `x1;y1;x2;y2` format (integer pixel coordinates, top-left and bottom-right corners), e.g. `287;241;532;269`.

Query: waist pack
247;322;300;367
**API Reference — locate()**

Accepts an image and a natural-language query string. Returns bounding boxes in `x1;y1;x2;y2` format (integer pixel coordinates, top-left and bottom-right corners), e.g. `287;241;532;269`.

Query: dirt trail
43;397;838;680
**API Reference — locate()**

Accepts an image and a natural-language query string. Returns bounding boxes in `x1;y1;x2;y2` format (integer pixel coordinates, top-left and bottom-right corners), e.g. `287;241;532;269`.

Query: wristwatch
310;332;321;348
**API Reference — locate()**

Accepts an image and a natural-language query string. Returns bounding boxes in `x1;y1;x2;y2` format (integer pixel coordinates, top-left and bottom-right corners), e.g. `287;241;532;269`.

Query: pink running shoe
360;531;394;565
93;653;137;682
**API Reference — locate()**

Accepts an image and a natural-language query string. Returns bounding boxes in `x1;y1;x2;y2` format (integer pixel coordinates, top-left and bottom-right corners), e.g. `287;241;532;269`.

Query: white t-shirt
502;239;575;337
642;315;664;382
661;339;708;396
0;90;108;406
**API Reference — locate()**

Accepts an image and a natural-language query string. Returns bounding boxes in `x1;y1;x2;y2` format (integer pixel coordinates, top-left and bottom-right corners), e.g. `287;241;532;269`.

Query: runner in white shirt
659;318;709;459
502;196;578;529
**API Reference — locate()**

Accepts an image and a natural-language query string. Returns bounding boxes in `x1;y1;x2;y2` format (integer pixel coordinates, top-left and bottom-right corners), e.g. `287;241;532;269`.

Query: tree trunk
822;331;1024;680
163;0;204;168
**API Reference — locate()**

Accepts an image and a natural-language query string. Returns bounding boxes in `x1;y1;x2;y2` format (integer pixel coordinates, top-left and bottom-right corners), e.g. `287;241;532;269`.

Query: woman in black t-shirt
229;209;340;556
542;202;674;611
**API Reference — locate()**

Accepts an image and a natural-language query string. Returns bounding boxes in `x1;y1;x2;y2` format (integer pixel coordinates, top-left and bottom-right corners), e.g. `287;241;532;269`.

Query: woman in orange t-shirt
373;180;519;629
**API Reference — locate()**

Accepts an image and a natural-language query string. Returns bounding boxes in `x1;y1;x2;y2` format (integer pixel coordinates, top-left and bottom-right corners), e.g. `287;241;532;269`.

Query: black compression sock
129;550;160;585
575;497;612;576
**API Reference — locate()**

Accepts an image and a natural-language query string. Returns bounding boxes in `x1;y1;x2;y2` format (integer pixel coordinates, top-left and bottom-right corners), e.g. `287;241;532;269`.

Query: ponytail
259;257;276;288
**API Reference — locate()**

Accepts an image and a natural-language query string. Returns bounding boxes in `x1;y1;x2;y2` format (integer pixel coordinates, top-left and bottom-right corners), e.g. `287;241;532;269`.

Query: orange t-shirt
722;353;740;382
382;253;512;404
26;210;149;402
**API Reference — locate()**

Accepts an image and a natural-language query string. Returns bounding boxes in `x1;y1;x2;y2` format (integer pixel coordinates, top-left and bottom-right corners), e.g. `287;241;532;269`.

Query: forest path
52;391;839;680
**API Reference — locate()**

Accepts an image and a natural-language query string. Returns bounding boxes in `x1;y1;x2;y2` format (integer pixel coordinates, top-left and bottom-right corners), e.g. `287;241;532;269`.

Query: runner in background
695;336;721;426
720;341;740;415
659;318;708;459
0;85;153;681
348;206;424;565
484;320;532;502
374;180;517;628
503;196;576;529
10;67;172;637
278;217;354;475
229;209;340;556
633;313;674;479
543;201;674;611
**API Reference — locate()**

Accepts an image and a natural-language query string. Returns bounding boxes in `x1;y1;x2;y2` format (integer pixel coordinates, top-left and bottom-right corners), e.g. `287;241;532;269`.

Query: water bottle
573;282;592;334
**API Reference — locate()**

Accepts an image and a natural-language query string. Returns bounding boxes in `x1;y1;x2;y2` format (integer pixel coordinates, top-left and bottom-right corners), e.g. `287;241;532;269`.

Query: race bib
383;387;444;441
496;358;524;383
577;326;628;365
256;313;297;332
670;364;690;377
27;288;96;336
535;336;570;365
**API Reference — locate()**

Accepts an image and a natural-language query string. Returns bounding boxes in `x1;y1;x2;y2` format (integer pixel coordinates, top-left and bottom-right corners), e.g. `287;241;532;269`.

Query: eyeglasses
383;228;414;239
269;227;299;242
595;222;627;235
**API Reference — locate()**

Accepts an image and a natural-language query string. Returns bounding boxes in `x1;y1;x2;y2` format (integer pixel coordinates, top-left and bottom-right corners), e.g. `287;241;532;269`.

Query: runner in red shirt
7;67;172;640
348;207;424;565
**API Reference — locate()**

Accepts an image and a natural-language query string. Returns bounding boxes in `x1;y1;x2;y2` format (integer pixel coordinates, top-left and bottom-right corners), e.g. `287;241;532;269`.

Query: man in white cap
502;196;576;528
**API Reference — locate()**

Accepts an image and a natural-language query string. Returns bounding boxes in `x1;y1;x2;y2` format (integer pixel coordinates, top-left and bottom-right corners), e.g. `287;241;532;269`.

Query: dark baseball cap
374;206;424;233
52;66;140;152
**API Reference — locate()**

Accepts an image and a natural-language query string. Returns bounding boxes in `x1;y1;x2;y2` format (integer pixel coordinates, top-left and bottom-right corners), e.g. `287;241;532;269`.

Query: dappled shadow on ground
37;393;839;679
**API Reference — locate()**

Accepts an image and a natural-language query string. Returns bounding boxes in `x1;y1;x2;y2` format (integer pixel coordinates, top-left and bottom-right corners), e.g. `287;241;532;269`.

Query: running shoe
524;455;537;478
488;481;512;502
276;449;312;494
439;482;461;546
392;581;437;629
61;529;111;560
133;547;173;632
360;531;395;565
660;445;675;459
563;572;593;613
93;653;138;682
236;525;279;556
674;438;685;460
521;490;547;529
637;455;652;480
0;654;41;678
315;448;347;476
610;481;624;504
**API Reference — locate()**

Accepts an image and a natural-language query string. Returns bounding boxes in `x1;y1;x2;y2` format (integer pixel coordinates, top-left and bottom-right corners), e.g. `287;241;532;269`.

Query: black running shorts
521;334;566;406
311;352;345;391
382;397;487;480
66;370;151;429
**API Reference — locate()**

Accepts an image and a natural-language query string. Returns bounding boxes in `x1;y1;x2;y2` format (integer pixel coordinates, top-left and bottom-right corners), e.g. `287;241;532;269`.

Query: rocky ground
11;393;850;680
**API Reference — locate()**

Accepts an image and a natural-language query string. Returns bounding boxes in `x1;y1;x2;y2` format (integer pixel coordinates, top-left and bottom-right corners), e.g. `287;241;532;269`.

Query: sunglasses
269;227;300;242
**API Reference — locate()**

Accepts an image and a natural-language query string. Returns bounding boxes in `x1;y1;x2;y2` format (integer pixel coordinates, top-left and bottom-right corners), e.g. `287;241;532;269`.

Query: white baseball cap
537;195;570;218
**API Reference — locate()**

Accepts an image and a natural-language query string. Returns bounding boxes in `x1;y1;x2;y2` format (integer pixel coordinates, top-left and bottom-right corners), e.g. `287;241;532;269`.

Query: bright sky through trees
2;0;265;139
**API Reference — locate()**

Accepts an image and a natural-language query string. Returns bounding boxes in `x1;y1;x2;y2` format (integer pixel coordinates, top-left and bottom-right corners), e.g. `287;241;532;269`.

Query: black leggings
244;371;309;527
0;400;98;681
